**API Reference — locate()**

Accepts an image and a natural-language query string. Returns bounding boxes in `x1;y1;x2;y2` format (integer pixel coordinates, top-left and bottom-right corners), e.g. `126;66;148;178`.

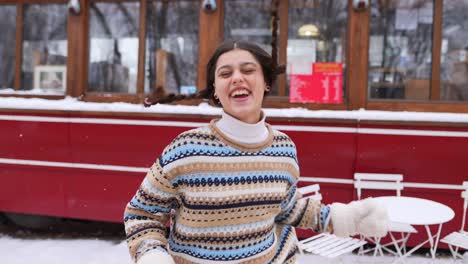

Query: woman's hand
329;198;388;238
137;250;175;264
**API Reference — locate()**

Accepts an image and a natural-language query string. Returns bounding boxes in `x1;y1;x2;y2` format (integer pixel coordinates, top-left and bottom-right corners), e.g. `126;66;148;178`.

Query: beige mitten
330;198;388;238
137;250;175;264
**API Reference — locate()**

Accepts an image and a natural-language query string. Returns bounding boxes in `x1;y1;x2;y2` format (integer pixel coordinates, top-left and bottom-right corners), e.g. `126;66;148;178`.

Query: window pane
440;0;468;101
368;0;433;100
145;0;199;95
287;0;347;103
88;2;139;93
0;5;16;90
22;4;68;94
224;1;278;94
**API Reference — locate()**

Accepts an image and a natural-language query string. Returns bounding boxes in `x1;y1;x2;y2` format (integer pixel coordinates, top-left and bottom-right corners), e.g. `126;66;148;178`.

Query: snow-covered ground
0;236;132;264
0;235;466;264
0;216;465;264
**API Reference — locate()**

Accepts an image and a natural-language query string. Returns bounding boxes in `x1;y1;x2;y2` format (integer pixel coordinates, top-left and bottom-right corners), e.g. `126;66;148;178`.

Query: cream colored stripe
181;186;286;198
4;114;468;134
0;157;146;172
125;219;160;229
169;162;299;180
171;224;274;247
182;192;286;207
181;181;288;194
164;155;299;173
174;218;274;234
178;209;279;228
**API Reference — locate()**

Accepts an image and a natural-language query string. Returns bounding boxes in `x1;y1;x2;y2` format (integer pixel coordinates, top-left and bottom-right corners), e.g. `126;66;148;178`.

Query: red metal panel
68;119;204;167
65;115;210;221
64;169;144;222
356;122;468;186
289;130;357;203
0;165;66;217
0;114;71;217
0;118;70;162
356;133;468;185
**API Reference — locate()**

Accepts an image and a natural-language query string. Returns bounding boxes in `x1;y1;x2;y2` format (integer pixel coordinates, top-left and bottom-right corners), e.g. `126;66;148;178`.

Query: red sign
290;62;343;104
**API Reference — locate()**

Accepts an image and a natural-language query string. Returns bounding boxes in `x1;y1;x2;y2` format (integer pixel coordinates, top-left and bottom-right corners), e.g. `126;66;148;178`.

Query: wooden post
67;0;89;97
197;0;224;91
155;49;168;91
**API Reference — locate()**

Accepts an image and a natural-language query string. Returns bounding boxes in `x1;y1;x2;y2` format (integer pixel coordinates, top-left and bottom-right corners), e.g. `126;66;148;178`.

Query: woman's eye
219;72;231;78
242;69;255;74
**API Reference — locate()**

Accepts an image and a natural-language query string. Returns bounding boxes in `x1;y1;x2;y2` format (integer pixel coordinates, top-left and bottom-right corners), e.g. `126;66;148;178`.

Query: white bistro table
373;196;455;261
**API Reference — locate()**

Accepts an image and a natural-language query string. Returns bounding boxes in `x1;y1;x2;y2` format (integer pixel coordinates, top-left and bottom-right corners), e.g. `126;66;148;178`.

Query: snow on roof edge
1;96;468;124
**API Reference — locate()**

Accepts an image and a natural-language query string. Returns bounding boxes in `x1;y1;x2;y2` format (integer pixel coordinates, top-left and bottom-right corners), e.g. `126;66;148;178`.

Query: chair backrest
298;183;322;201
354;173;404;200
461;181;468;232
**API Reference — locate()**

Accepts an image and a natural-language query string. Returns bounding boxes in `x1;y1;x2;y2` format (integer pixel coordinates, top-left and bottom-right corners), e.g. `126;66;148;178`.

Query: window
22;4;68;93
144;0;199;96
287;0;348;104
0;5;16;89
224;1;273;54
224;0;279;95
88;1;140;93
368;0;434;101
440;0;468;101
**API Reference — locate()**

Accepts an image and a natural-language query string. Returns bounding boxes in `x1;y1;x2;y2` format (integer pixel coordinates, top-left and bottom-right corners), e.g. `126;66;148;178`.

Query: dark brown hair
144;1;284;107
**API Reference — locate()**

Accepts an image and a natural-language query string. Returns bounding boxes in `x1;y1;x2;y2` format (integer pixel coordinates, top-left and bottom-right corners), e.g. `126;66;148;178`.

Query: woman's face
214;49;266;124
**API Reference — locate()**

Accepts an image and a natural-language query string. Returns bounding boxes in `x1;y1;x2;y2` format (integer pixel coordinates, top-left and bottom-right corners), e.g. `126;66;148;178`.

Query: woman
124;40;388;264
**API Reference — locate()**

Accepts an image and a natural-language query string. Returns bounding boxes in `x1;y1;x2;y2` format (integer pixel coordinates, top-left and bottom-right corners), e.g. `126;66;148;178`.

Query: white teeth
231;89;249;97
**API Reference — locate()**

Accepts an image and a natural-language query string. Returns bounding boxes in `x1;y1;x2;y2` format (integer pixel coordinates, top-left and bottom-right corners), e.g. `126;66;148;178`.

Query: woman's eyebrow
216;62;258;73
216;65;232;73
240;62;257;67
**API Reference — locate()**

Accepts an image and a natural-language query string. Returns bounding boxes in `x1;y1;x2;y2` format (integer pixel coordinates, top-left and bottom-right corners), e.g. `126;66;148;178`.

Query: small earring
214;93;218;99
265;85;271;92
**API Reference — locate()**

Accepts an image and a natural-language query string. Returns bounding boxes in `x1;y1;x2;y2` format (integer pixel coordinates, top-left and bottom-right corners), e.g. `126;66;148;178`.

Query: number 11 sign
289;62;343;104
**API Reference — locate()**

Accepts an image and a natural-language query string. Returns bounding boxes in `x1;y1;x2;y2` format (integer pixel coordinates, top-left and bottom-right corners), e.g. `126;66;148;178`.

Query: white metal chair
354;173;417;256
297;183;367;258
441;181;468;259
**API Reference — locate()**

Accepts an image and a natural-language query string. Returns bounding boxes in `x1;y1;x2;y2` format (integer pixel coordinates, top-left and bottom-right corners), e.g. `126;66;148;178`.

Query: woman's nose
232;70;243;84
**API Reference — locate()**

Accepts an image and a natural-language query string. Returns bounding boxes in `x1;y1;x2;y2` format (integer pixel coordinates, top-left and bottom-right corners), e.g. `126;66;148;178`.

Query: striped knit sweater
124;119;329;264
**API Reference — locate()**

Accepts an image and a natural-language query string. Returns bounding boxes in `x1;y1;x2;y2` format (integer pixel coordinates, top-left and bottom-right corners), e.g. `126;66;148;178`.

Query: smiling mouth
230;88;251;99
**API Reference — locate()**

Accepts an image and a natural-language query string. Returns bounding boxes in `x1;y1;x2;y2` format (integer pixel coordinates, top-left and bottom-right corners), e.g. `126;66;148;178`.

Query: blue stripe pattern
169;233;275;261
161;144;297;166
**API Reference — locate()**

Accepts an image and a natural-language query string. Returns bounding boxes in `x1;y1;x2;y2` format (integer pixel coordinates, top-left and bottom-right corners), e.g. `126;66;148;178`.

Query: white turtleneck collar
215;111;269;144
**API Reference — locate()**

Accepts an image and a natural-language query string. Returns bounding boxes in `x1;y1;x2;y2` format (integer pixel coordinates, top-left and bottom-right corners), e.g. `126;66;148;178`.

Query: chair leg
373;237;380;257
358;237;378;256
397;232;412;255
357;235;366;255
447;244;462;259
358;244;364;255
387;232;403;257
389;232;407;255
296;236;305;255
357;235;374;256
